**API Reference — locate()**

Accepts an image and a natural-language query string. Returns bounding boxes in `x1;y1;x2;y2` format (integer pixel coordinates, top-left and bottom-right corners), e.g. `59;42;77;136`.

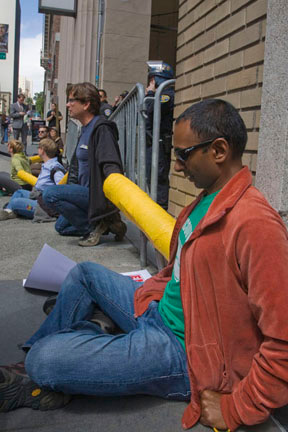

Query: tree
25;97;33;107
34;92;45;118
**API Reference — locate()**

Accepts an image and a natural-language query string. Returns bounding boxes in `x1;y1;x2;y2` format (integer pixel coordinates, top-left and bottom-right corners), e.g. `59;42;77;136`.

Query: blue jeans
6;189;36;218
42;184;91;236
13;124;28;150
24;263;191;400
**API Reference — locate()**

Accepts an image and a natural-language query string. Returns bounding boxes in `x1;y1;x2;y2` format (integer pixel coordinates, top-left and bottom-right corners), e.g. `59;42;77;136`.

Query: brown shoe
0;210;17;221
78;220;109;247
105;213;127;241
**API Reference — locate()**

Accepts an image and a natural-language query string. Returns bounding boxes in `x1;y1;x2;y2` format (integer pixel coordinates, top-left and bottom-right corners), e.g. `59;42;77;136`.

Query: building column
255;0;288;223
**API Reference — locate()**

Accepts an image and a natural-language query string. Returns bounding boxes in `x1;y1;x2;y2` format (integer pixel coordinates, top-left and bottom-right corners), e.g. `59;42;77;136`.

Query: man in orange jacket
1;99;288;431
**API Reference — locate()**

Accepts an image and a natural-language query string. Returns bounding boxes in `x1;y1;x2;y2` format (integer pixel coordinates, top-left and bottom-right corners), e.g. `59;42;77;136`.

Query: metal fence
109;83;148;266
109;83;146;191
65;118;82;164
110;80;175;269
144;79;175;202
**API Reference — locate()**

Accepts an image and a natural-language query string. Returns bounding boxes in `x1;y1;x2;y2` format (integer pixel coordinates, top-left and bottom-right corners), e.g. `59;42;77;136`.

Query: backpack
49;165;67;184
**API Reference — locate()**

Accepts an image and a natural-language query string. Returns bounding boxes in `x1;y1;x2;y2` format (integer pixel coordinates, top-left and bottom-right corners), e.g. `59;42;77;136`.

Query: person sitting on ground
112;90;129;112
1;99;288;432
98;88;113;118
30;126;50;177
49;127;64;152
0;138;65;221
0;139;32;195
42;82;126;247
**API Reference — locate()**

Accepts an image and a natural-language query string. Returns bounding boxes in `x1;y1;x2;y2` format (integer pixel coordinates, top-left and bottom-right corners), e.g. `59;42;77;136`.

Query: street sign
0;53;6;60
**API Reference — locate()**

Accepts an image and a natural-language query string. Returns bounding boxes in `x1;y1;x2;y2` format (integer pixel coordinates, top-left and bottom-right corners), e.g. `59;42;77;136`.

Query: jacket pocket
188;342;229;392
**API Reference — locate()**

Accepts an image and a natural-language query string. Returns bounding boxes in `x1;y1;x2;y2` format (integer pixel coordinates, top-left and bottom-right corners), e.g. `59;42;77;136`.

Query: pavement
0;153;157;281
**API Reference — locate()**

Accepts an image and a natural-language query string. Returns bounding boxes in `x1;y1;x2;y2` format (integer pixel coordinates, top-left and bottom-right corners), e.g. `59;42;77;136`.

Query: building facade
19;76;33;99
0;0;21;112
39;0;288;219
169;0;267;217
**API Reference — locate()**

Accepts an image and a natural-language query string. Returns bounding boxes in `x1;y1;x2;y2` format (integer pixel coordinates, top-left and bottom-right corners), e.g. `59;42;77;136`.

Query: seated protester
49;127;64;152
42;82;126;247
0;139;32;195
0;138;65;221
1;99;288;432
30;126;50;177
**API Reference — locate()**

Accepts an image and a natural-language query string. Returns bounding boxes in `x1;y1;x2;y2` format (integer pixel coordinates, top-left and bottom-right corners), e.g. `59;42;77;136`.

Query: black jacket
145;86;174;143
68;116;123;225
100;101;113;118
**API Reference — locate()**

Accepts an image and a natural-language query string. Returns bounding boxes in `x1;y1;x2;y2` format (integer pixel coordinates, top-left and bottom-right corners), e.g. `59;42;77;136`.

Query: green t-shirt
158;190;219;349
11;153;32;185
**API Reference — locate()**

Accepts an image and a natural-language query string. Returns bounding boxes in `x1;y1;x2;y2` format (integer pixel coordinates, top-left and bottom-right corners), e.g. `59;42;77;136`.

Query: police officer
98;89;113;118
145;61;174;210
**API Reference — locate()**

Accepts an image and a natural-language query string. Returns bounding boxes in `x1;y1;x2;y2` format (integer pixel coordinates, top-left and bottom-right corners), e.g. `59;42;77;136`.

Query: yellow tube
103;173;176;260
29;155;42;163
17;170;68;186
58;172;68;184
17;170;38;186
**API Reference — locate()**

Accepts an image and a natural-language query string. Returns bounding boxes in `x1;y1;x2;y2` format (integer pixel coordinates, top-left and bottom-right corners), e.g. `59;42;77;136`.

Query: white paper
121;269;151;282
24;244;151;293
24;244;76;293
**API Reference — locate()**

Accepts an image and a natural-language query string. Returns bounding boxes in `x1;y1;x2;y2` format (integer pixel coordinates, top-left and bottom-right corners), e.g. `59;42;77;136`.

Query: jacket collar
169;166;252;261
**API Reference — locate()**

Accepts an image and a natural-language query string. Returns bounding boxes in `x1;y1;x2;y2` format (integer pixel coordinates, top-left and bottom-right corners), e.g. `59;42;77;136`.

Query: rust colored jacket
134;167;288;430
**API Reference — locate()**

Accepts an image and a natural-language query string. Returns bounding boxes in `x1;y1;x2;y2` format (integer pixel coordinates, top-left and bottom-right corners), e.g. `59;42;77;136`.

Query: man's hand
145;78;156;94
200;390;228;430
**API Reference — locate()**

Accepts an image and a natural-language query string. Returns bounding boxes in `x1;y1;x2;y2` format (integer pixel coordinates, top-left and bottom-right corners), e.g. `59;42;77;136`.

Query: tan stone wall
169;0;267;218
102;0;152;103
57;0;152;127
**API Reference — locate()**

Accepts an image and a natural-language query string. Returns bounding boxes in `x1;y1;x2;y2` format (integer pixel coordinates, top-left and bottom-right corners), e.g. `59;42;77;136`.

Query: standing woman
49;127;64;152
0;140;32;194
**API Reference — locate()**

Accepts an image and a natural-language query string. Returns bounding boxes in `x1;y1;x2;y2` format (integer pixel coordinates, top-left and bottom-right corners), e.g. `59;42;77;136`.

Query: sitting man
1;99;288;431
42;82;126;247
30;126;50;177
0;138;65;220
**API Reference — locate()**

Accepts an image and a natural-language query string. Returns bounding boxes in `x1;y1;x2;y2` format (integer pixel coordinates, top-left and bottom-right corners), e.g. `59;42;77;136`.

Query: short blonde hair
38;138;59;158
8;139;24;154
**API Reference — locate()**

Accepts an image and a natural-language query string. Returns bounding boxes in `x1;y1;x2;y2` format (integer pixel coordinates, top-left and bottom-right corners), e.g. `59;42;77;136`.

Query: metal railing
65;118;82;164
109;83;146;190
109;84;148;266
144;79;175;202
143;79;175;269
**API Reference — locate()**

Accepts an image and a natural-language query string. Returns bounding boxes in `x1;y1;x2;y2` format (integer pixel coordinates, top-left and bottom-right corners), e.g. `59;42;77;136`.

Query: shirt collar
42;157;58;167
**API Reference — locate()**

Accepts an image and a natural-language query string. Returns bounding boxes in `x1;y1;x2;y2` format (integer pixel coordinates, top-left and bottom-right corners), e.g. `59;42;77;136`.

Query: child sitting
0;138;65;220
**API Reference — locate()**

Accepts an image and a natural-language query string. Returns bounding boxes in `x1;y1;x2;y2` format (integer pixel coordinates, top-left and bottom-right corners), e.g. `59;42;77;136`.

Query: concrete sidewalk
0;154;156;281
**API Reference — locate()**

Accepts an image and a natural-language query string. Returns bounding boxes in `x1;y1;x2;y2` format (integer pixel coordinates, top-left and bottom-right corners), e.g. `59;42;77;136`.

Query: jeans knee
42;186;58;205
55;218;65;235
25;339;58;386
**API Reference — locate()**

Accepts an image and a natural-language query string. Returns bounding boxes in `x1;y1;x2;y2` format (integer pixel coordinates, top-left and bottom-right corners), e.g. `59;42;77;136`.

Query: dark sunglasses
174;138;222;162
